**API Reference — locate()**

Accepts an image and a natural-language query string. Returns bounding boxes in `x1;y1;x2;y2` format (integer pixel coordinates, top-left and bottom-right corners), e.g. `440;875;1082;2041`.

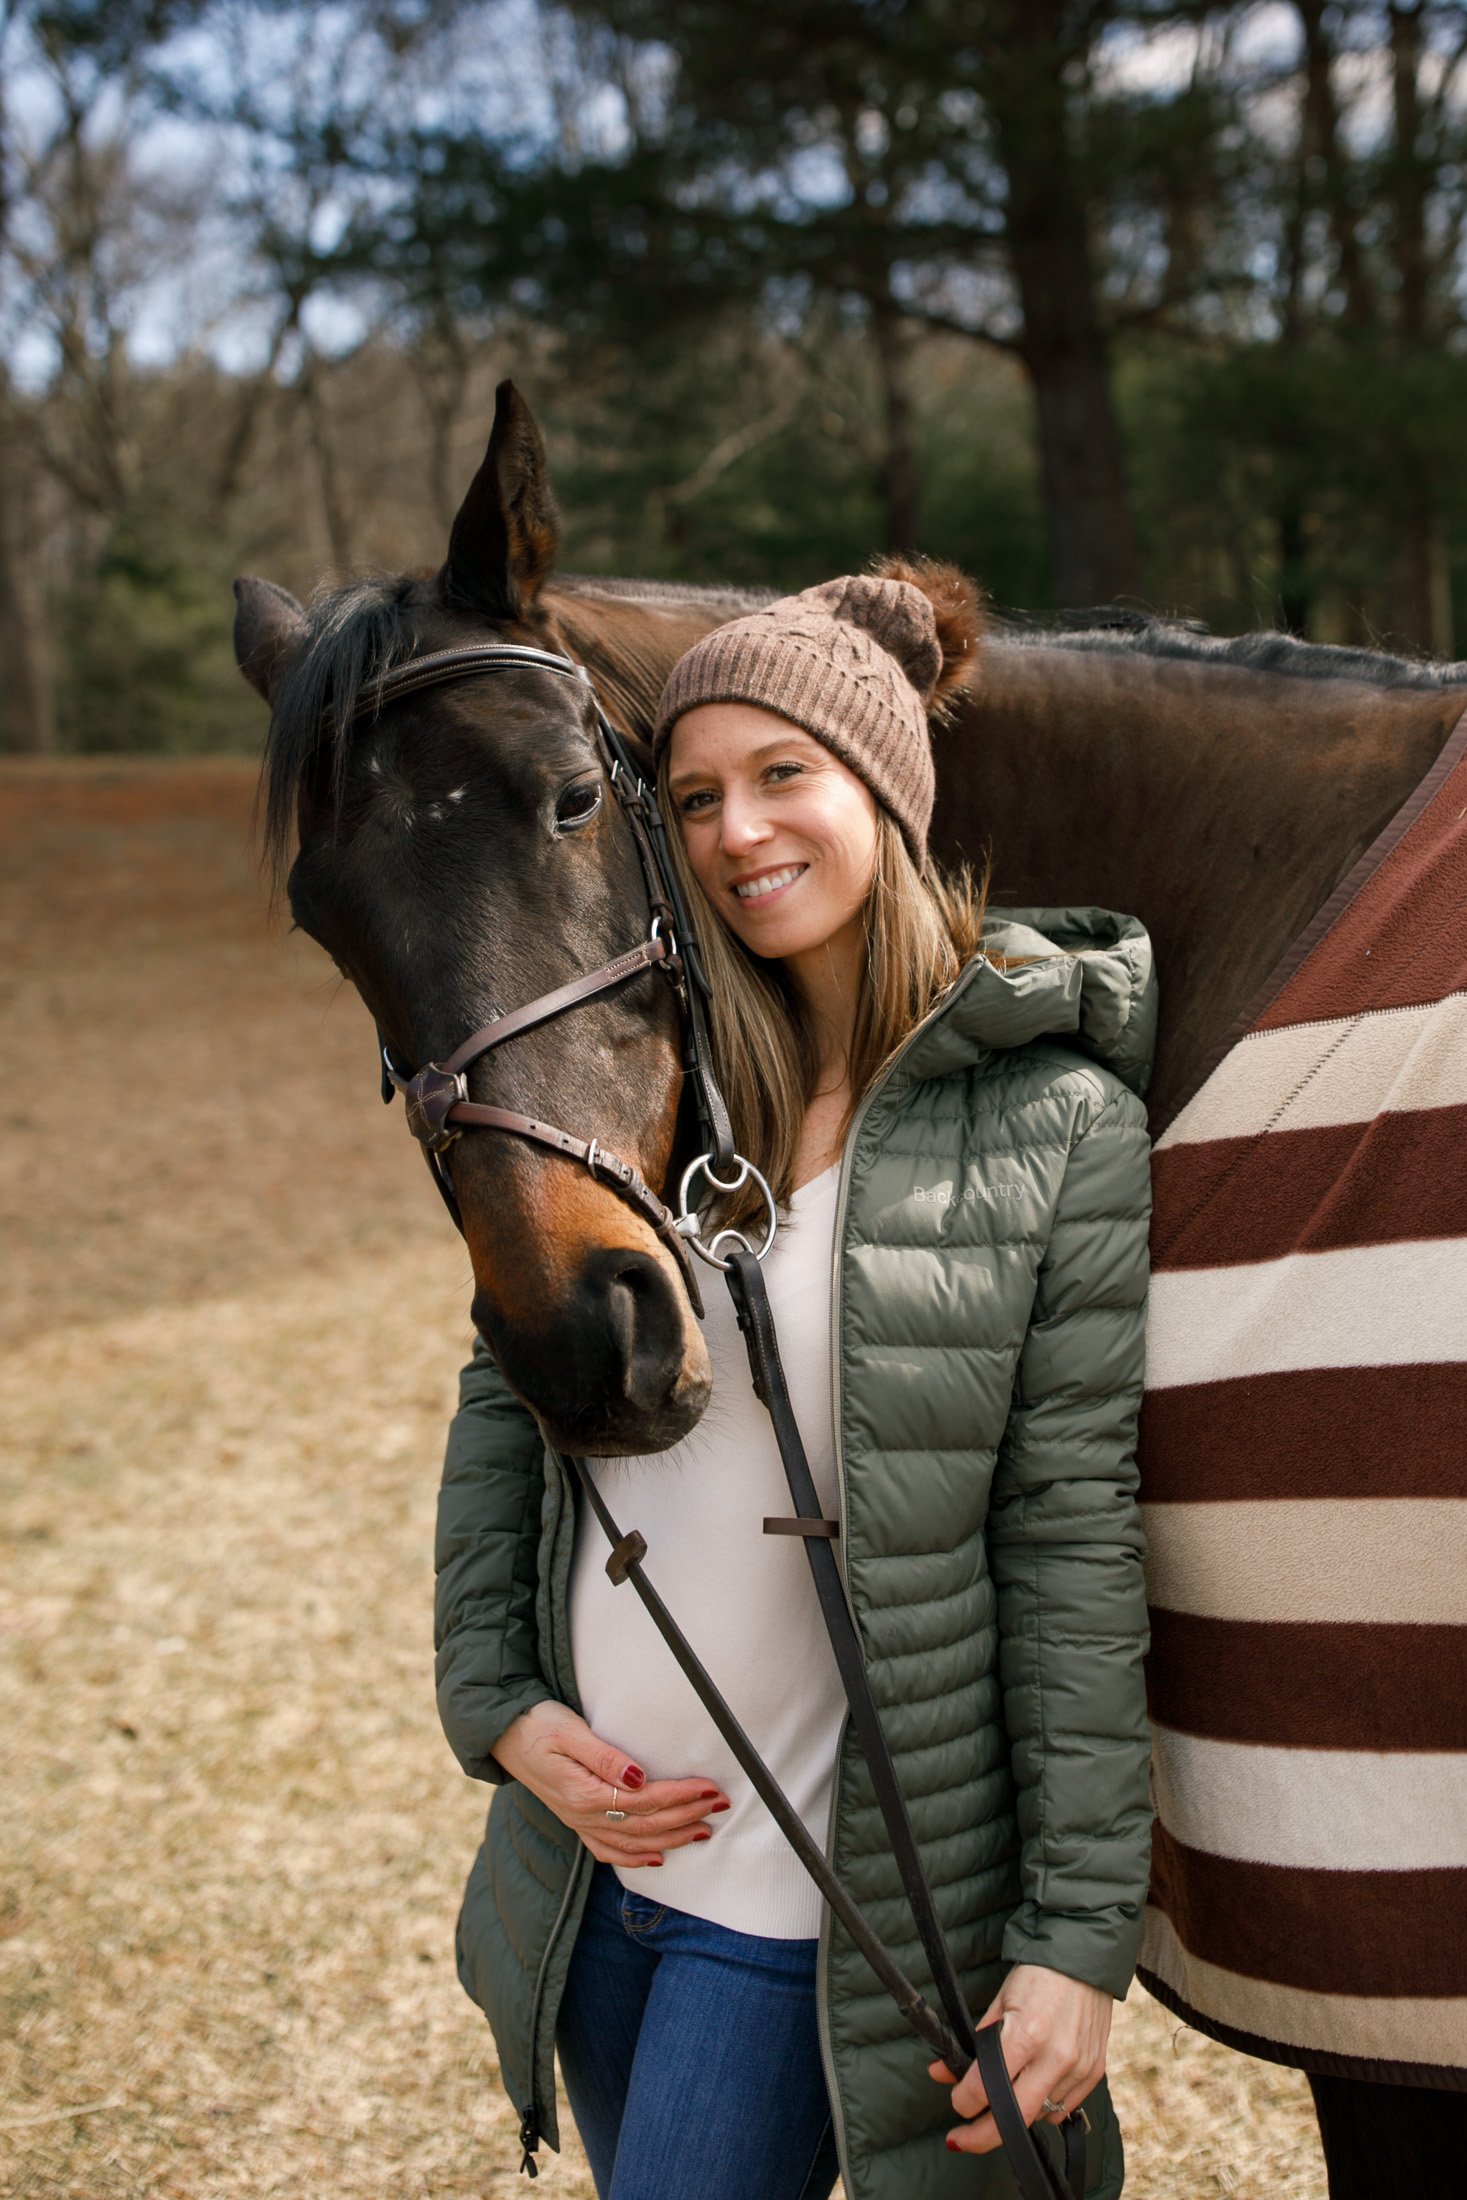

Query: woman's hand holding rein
491;1701;729;1866
492;1706;1113;2139
928;1963;1113;2156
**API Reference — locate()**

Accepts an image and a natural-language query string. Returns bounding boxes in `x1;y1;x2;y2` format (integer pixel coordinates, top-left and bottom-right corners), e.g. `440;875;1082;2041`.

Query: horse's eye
555;779;603;830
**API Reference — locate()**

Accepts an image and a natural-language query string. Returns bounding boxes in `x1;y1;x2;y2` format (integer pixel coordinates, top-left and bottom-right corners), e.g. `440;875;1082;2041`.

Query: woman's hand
491;1700;729;1867
928;1964;1112;2156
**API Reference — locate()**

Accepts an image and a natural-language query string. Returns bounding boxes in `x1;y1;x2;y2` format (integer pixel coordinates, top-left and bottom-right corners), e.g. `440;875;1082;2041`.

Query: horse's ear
233;577;308;704
440;379;560;621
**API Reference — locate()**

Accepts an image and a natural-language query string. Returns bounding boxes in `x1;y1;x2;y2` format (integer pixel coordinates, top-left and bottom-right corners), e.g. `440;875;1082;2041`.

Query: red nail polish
711;1800;731;1813
647;1857;663;1867
699;1789;719;1800
946;2135;961;2153
693;1828;712;1842
622;1765;646;1790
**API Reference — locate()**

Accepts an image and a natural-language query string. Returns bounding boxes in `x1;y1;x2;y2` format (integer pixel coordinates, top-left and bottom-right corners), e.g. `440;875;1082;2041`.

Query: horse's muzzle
471;1239;711;1458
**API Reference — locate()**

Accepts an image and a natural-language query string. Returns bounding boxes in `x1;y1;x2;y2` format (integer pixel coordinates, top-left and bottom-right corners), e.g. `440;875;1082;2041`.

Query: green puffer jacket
435;907;1156;2200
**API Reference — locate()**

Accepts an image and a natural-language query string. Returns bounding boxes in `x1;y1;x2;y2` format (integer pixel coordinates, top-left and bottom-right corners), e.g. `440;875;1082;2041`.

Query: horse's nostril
609;1255;656;1303
596;1249;692;1416
606;1257;655;1361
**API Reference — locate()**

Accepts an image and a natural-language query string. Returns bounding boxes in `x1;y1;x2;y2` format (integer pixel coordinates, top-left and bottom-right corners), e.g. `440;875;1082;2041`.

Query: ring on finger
1041;2095;1067;2117
605;1784;627;1823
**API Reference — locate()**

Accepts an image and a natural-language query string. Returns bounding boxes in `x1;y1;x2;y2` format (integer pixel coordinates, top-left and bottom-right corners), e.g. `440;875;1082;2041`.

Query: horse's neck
545;585;1467;1126
952;645;1467;1125
545;584;735;739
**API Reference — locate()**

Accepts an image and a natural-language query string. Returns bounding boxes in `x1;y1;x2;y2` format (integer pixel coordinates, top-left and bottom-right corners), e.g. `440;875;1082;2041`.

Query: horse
235;378;1467;2157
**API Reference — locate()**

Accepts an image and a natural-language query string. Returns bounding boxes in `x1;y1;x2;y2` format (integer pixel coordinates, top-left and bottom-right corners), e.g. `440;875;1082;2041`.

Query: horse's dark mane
564;580;1467;689
993;605;1467;691
261;574;424;883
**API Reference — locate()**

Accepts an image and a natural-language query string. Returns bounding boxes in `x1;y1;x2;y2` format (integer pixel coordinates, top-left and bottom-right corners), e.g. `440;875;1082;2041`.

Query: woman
436;564;1156;2198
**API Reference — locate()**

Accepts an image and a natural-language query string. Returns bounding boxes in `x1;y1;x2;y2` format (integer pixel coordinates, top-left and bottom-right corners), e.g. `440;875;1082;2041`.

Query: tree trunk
0;391;57;753
983;0;1142;607
1388;2;1429;341
0;53;53;751
214;298;302;514
299;353;353;573
1294;0;1374;329
1385;2;1440;651
1278;505;1311;638
1274;18;1314;637
869;301;922;551
1389;494;1453;656
411;310;471;535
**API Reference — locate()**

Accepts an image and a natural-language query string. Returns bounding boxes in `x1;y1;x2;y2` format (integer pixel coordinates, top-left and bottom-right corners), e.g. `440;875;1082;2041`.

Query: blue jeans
557;1863;841;2200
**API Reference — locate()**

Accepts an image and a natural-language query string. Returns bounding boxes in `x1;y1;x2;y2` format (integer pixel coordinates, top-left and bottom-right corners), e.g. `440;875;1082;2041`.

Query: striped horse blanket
1136;705;1467;2087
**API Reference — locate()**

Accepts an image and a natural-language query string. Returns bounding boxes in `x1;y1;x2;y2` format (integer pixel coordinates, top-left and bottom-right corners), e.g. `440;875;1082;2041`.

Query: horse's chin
472;1241;713;1459
542;1355;713;1458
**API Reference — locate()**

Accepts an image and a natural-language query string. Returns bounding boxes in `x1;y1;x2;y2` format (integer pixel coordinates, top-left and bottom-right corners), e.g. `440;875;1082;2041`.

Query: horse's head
234;382;712;1455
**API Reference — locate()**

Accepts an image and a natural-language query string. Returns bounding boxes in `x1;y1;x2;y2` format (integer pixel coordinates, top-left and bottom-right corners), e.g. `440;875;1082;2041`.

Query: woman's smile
730;861;808;906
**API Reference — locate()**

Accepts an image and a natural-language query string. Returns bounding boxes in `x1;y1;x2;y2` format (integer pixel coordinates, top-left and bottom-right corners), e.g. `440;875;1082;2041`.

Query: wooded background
2;0;1466;756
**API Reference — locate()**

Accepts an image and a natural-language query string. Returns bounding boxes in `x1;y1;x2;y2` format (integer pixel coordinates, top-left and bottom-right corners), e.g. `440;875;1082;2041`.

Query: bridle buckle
608;753;650;812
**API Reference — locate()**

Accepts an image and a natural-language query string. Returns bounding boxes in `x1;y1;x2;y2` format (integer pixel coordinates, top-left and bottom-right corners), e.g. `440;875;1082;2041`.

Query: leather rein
355;641;1088;2199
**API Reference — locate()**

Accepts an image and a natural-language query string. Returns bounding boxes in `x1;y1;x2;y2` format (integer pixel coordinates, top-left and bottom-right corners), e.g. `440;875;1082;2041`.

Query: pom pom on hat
869;555;984;711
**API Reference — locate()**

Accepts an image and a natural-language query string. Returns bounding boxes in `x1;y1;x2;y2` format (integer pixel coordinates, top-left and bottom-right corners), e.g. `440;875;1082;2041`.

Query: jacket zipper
519;1447;587;2179
824;955;986;1574
813;1744;849;2190
517;1841;586;2177
813;1047;906;2182
815;960;989;2180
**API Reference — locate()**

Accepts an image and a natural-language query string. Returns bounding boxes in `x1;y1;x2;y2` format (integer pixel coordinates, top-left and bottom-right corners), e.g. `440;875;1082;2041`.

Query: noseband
364;641;776;1300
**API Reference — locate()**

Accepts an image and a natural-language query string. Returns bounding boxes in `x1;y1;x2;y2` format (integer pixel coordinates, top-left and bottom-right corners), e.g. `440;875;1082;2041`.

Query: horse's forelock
260;575;426;887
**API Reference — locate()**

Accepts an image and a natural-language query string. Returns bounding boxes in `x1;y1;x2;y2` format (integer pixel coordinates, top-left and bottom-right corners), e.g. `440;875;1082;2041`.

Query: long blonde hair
656;754;992;1231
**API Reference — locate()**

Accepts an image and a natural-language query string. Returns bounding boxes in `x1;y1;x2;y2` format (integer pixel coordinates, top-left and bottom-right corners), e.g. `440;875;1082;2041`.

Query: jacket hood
892;905;1157;1099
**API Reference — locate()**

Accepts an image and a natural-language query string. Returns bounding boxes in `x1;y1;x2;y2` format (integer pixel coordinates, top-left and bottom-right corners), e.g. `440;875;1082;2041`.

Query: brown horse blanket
1136;705;1467;2086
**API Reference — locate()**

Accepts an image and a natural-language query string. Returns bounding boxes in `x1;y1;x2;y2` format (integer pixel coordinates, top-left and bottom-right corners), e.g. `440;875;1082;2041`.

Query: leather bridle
368;642;776;1315
346;640;1088;2200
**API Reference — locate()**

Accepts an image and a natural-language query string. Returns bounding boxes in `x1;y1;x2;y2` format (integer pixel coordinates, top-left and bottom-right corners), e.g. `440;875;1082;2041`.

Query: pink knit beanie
652;571;967;872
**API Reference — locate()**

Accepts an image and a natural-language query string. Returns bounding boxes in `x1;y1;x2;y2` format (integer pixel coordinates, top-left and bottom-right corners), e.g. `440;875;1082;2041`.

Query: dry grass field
0;760;1327;2199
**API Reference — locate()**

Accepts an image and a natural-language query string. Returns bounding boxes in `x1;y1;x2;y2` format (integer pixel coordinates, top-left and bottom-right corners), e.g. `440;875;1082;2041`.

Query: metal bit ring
673;1150;778;1270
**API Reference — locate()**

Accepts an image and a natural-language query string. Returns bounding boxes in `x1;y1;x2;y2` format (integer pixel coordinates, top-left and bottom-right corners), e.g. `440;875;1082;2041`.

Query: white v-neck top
569;1162;846;1938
